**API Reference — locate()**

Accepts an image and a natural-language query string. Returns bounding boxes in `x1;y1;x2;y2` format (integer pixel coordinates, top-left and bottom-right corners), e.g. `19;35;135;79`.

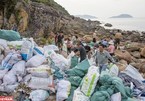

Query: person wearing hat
94;43;115;73
108;41;115;56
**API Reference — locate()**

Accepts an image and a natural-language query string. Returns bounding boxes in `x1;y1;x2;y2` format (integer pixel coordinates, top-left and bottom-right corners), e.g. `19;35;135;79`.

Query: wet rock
104;23;112;27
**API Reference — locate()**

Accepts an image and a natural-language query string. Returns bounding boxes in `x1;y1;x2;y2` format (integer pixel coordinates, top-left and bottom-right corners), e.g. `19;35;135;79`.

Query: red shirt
108;45;115;54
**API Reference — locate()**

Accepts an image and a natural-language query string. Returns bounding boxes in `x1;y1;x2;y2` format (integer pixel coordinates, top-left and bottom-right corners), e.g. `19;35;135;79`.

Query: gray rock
104;23;112;27
131;51;141;59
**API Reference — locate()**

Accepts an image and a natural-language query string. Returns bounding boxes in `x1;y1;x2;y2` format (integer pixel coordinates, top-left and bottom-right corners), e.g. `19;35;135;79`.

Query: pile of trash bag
0;36;145;101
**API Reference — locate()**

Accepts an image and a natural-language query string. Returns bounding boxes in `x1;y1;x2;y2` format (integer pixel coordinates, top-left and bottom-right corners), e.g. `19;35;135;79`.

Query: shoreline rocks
104;23;112;27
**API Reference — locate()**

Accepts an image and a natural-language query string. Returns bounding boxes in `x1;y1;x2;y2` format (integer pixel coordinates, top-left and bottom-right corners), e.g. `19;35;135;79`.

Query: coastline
98;18;145;32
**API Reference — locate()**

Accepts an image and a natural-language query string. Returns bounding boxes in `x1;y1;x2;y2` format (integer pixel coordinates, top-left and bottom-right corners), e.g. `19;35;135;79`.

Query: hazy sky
54;0;145;18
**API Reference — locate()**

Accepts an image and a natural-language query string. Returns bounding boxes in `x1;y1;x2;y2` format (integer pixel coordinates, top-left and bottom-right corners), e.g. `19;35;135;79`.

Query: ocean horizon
92;18;145;32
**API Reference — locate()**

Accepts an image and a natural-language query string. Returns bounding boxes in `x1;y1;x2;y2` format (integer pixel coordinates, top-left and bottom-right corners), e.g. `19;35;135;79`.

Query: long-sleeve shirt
79;46;87;62
95;50;115;65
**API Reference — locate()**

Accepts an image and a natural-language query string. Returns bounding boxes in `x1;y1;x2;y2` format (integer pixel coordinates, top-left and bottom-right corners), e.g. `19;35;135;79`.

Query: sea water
96;18;145;32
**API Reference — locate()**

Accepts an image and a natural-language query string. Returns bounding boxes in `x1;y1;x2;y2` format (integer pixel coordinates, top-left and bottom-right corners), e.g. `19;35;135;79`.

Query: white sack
81;66;100;97
0;69;8;79
17;75;23;82
56;80;71;101
29;90;49;101
27;65;51;78
67;51;75;68
21;38;34;61
109;64;119;76
111;92;121;101
88;57;96;66
28;76;55;92
33;47;44;55
0;39;7;48
4;48;16;56
0;85;5;91
11;61;26;76
73;88;90;101
3;70;17;85
26;55;46;67
44;45;59;52
122;64;144;83
1;53;22;70
48;50;69;70
23;74;32;84
0;80;2;85
7;41;23;47
4;83;19;93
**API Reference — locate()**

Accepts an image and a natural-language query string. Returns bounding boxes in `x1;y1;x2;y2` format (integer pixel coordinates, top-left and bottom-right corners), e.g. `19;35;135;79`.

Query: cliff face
0;0;104;38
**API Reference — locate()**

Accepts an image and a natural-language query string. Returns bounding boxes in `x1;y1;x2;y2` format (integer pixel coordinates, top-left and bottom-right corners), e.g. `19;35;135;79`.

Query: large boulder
131;51;141;59
104;23;112;27
126;42;143;52
130;62;141;70
141;47;145;57
126;32;141;42
115;50;132;63
139;63;145;73
116;60;128;71
130;60;145;73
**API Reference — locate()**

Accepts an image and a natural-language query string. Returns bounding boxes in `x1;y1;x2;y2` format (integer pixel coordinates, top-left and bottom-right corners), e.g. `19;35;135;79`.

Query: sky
54;0;145;18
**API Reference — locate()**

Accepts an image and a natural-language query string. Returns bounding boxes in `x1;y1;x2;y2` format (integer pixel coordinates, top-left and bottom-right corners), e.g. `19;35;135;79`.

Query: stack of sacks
0;53;23;92
0;38;54;95
47;50;69;80
66;59;90;101
47;50;69;71
90;71;133;101
69;66;99;101
24;50;55;94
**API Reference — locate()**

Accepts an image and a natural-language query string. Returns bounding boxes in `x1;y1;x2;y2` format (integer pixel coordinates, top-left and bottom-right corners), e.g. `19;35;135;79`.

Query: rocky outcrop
126;42;144;52
141;47;145;58
0;0;101;38
0;12;3;28
131;51;141;59
104;23;112;27
115;50;132;63
17;8;28;33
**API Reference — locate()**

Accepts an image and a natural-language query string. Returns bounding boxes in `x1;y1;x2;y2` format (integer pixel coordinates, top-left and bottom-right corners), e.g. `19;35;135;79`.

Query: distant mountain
110;14;133;18
75;15;97;19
